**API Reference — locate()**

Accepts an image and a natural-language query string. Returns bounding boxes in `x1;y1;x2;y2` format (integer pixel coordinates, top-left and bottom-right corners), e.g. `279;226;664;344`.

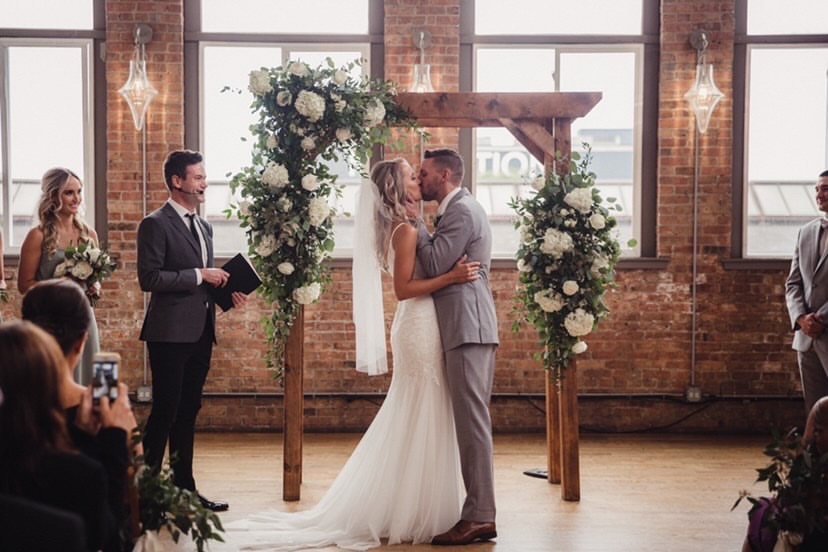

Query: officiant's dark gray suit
786;216;828;411
137;200;215;491
417;187;499;523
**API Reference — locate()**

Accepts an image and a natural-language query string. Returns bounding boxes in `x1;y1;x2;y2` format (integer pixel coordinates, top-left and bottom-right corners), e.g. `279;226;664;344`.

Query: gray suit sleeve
416;205;472;278
137;215;199;292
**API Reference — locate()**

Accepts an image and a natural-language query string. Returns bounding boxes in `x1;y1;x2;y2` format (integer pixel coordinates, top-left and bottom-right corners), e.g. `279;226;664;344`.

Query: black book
210;253;263;311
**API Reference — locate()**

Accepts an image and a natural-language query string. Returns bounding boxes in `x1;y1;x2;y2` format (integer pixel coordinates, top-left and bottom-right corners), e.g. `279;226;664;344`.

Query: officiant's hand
231;291;248;309
799;313;825;338
201;267;229;287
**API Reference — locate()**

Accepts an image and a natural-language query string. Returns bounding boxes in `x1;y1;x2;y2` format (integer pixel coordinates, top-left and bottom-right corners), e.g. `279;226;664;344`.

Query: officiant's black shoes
196;493;228;512
431;520;497;545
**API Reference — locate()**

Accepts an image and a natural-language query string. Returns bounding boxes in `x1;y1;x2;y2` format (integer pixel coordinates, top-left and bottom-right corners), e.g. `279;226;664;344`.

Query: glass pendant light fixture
411;30;434;92
119;24;158;131
684;29;724;134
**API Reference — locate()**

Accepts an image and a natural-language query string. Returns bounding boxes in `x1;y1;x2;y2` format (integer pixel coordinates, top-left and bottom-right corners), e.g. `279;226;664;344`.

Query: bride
218;158;481;551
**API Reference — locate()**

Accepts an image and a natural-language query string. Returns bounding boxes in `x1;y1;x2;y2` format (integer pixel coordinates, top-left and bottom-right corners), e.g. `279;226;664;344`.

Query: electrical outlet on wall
685;386;702;403
136;385;152;403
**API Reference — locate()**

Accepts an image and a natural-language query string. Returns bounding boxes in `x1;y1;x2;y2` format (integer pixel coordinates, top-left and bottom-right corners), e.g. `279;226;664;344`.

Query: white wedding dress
215;256;464;551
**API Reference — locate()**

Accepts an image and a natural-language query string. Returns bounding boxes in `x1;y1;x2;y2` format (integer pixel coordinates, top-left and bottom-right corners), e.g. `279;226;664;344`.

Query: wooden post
283;306;304;501
545;372;561;484
559;358;580;501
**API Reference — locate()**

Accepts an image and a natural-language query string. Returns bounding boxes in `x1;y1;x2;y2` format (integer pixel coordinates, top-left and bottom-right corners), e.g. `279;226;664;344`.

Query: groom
415;148;499;545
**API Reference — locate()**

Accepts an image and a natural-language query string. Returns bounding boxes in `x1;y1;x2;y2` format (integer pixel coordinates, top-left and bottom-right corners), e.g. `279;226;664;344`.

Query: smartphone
92;352;120;404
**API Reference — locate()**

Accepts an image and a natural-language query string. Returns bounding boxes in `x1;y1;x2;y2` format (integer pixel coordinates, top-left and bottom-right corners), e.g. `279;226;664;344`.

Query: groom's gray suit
786;217;828;411
417;187;499;523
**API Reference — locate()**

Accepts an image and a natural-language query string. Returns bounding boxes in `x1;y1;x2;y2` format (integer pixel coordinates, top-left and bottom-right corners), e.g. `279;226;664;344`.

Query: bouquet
53;240;117;306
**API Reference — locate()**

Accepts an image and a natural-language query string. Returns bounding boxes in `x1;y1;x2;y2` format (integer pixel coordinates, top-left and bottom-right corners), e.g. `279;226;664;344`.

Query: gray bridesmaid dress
36;249;100;385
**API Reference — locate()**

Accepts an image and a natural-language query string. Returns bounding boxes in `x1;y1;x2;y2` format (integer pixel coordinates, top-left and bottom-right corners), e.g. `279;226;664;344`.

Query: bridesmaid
18;167;101;384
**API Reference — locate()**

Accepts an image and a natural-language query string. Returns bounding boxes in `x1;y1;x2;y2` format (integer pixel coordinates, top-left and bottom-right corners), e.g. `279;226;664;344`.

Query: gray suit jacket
137;202;215;343
785;218;828;352
416;188;499;351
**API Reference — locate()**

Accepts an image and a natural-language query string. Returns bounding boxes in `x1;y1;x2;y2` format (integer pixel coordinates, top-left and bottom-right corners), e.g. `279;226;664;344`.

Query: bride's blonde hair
369;158;411;270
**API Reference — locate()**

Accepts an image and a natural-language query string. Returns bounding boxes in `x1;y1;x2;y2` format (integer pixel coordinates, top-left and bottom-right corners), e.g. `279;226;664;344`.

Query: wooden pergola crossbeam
282;91;601;503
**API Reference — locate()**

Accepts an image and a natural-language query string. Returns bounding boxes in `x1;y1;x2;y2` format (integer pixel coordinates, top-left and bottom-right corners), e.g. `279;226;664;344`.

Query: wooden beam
396;92;601;127
283;306;304;501
560;358;580;501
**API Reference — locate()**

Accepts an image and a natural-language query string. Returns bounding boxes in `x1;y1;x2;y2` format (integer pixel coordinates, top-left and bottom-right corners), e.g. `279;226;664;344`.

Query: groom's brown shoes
431;520;497;546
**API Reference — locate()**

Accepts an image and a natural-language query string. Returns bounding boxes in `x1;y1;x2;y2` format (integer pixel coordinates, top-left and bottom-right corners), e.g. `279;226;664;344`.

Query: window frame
0;4;104;254
458;0;660;260
731;0;828;262
184;0;384;259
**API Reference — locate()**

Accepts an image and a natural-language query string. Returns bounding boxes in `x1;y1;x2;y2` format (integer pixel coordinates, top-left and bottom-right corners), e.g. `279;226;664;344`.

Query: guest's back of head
21;279;91;356
0;321;72;491
805;396;828;454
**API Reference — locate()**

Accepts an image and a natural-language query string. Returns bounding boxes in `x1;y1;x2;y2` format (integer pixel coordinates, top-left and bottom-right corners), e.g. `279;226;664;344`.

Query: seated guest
0;493;87;552
22;279;138;545
0;321;119;551
742;396;828;552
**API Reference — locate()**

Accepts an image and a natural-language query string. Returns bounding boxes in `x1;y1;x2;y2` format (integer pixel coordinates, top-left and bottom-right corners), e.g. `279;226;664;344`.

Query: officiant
136;149;248;512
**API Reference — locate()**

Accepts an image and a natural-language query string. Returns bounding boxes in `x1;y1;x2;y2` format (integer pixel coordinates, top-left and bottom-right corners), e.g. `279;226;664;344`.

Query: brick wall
0;0;805;435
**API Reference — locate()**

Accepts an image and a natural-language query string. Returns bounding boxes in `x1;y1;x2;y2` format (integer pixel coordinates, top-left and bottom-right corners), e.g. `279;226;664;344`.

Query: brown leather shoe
431;520;497;546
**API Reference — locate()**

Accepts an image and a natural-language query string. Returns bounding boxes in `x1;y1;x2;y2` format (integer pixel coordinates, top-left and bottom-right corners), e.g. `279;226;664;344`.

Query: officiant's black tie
186;213;200;243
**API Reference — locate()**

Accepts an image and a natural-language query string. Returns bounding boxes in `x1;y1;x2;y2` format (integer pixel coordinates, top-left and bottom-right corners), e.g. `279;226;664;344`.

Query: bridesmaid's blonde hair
370;158;411;270
37;168;92;256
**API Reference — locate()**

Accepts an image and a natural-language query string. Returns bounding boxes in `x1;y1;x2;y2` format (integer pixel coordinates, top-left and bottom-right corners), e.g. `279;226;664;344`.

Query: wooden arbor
282;91;601;502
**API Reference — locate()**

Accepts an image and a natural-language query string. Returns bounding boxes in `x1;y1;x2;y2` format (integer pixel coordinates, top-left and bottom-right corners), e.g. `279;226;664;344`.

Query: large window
192;0;374;256
738;1;828;257
471;0;649;258
0;2;96;252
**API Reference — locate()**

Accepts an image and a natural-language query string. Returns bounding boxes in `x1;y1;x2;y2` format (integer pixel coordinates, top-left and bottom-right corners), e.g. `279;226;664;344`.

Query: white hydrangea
308;197;330;226
277;196;292;212
533;289;566;313
294;90;325;122
293;282;322;305
564;308;595;337
539;228;574;259
301;174;320;192
519;224;534;245
589;213;606;230
287;61;309;77
54;262;68;277
276;90;292;107
563;187;593;214
571;341;588;354
562;280;579;296
363;99;386;127
255;234;277;257
86;247;102;264
301;136;316;151
516;258;532;273
335;128;352;143
248;70;272;96
238;200;251;217
531;175;545;191
277;262;295;275
590;254;610;277
261;162;289;189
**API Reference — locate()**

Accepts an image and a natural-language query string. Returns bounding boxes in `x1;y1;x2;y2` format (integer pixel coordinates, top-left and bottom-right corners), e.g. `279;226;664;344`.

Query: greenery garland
510;147;628;380
227;58;417;377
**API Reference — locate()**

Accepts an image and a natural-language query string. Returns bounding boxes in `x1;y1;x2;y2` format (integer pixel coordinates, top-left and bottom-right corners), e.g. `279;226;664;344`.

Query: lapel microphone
175;186;203;196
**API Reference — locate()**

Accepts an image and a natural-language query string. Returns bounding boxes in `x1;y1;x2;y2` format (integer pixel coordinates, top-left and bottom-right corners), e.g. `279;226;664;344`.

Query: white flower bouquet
53;240;117;306
510;146;630;380
228;58;417;376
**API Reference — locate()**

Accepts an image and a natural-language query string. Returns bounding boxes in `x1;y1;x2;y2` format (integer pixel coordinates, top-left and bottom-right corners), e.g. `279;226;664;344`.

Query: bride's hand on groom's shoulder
450;255;480;284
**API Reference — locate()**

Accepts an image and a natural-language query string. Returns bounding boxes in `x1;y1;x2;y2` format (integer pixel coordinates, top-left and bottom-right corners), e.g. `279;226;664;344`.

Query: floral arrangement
733;428;828;549
510;147;627;380
131;431;224;552
53;240;117;306
227;58;416;376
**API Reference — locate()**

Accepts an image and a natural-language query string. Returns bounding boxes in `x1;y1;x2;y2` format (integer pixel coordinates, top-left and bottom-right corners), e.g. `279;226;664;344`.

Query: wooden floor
184;432;768;552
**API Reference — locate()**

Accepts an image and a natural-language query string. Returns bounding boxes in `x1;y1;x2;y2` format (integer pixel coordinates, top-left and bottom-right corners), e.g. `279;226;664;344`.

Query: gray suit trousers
798;337;828;412
445;343;497;522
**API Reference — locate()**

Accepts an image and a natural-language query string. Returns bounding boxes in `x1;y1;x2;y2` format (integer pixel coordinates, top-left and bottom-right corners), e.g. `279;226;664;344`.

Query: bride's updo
370;158;411;270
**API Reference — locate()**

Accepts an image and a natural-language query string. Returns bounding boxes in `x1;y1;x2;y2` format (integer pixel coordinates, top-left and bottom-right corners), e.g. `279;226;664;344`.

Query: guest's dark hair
163;149;203;190
820;169;828;178
424;148;464;183
0;321;73;492
21;279;91;356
